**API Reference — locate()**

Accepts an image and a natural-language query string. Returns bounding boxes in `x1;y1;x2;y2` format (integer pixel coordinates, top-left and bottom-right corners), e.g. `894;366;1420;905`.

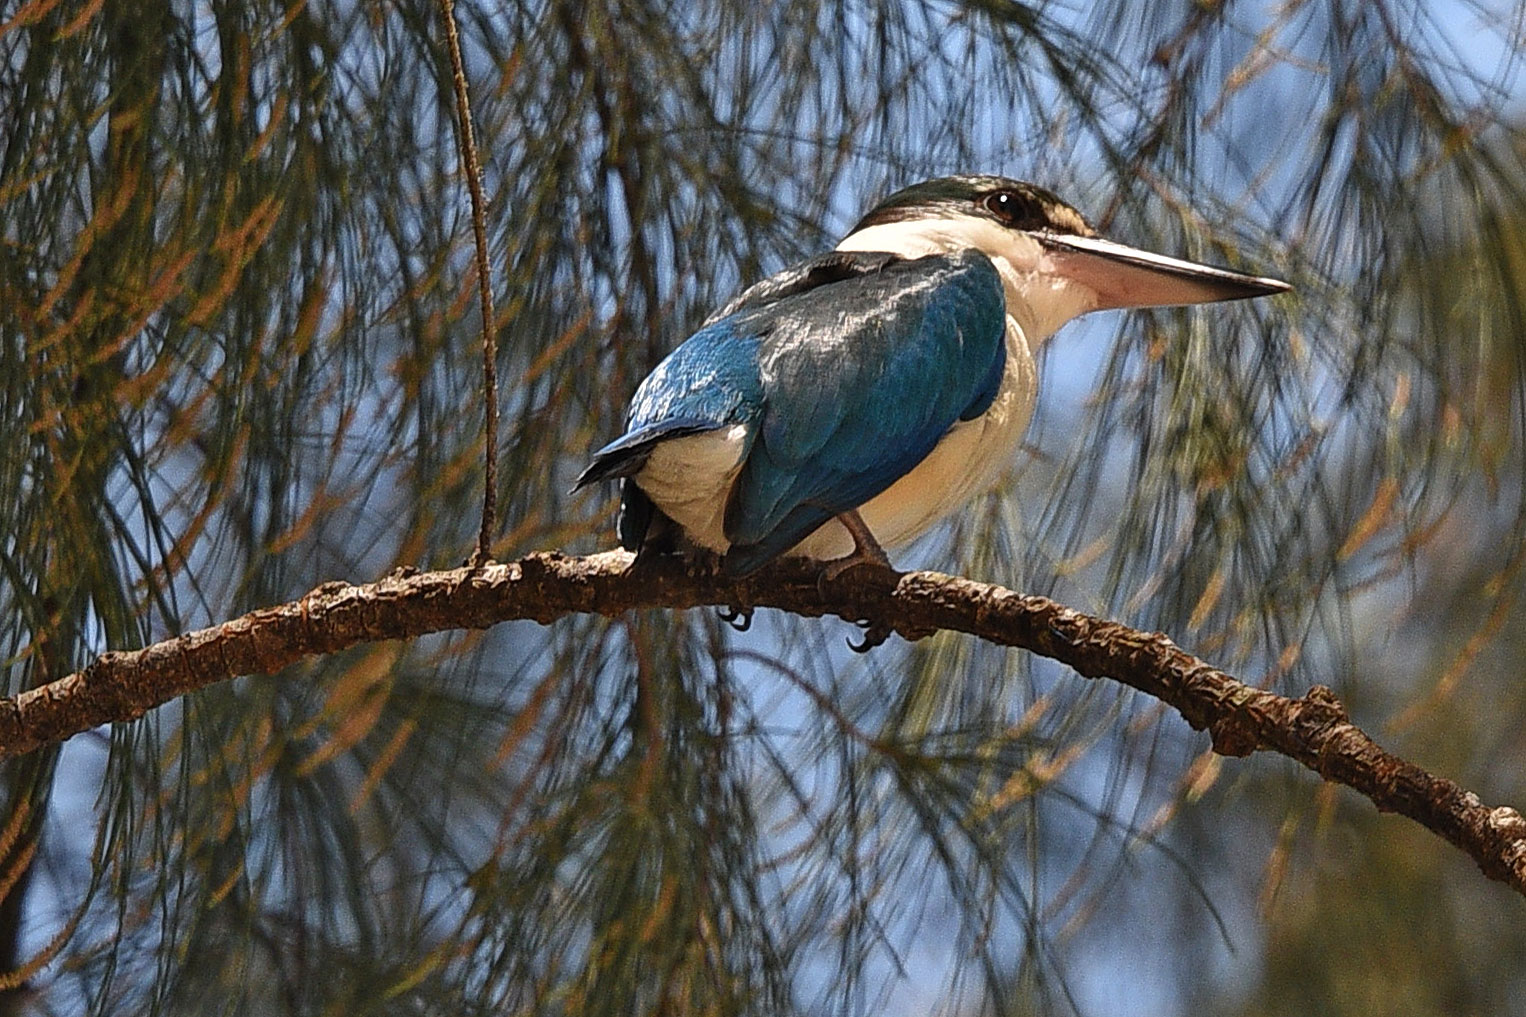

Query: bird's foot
816;510;895;651
817;509;893;586
846;617;893;653
717;605;753;632
689;546;727;576
819;545;891;584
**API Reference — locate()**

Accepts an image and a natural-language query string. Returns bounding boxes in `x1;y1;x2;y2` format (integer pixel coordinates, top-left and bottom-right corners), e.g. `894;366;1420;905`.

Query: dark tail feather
573;418;723;492
617;481;657;552
573;448;645;491
580;419;727;557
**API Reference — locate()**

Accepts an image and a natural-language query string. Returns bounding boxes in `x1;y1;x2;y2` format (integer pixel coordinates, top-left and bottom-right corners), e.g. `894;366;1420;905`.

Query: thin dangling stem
439;0;499;565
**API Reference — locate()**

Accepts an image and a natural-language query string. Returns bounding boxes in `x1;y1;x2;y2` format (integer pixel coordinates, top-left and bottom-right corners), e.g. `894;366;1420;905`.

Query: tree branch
3;551;1522;895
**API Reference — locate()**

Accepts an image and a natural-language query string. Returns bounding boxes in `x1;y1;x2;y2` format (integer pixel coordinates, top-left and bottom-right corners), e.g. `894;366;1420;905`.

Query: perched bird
577;174;1288;580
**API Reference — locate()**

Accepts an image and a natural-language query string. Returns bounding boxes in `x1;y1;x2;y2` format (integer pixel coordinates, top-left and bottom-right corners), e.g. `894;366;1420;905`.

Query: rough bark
2;550;1522;896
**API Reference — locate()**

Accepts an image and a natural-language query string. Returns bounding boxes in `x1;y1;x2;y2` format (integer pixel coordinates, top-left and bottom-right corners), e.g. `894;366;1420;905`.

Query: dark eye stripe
974;188;1095;236
845;178;1097;238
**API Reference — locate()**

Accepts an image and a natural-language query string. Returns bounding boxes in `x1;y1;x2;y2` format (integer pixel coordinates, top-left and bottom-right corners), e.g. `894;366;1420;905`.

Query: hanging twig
439;0;499;564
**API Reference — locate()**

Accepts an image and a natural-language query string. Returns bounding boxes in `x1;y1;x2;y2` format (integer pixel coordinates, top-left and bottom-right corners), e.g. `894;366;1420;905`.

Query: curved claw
847;620;892;653
717;605;753;632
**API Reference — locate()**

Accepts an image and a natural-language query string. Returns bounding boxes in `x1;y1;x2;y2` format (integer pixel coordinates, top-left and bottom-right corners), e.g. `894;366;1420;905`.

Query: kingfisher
577;175;1288;581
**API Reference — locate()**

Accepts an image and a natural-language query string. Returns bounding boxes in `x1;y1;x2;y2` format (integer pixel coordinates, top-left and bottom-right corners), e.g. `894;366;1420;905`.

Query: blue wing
576;327;766;487
574;324;766;551
722;249;1005;572
577;249;1006;575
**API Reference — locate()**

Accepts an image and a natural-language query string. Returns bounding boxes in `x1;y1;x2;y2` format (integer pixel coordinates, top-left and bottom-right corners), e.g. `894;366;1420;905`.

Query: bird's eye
981;190;1033;225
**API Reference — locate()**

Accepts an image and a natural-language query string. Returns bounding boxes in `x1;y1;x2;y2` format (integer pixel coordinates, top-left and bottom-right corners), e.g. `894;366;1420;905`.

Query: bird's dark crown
847;174;1095;238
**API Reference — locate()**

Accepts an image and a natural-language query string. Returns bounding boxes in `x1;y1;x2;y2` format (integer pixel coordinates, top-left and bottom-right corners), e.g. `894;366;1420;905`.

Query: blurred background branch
1;0;1523;1014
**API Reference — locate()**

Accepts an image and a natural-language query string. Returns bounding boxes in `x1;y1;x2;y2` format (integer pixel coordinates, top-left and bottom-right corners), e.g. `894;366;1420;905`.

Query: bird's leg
818;511;894;652
820;510;892;582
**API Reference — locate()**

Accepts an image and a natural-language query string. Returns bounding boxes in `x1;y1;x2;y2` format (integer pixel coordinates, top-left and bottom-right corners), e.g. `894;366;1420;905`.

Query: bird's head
837;174;1289;345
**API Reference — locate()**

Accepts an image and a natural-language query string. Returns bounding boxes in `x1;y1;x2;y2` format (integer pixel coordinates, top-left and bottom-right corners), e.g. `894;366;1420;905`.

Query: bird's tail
572;418;724;491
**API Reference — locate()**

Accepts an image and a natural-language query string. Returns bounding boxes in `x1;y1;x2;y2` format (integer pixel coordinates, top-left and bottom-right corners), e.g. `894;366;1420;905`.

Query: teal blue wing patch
721;250;1005;574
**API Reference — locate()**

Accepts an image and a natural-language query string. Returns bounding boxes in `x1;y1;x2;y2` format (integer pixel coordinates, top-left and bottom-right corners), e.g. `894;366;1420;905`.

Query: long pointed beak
1036;232;1290;310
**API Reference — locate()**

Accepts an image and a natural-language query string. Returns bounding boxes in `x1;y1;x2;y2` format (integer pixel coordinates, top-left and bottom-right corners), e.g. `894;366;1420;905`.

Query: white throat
836;216;1099;348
